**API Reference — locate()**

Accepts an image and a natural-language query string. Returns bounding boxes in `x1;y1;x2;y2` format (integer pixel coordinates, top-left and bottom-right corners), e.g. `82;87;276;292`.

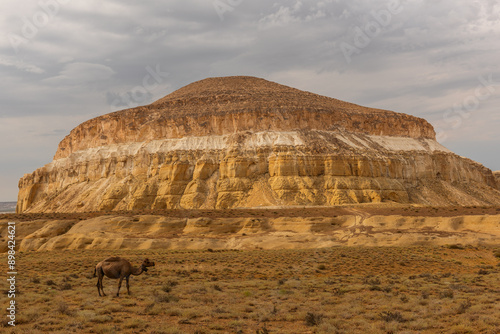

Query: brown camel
93;257;155;297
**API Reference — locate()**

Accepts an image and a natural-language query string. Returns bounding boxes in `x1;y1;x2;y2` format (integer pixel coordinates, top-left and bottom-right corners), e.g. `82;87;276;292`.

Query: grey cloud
0;56;45;73
43;62;115;86
0;0;499;201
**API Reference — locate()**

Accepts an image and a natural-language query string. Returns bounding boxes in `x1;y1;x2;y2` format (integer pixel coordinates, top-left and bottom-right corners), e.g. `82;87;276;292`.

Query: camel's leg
97;272;106;296
100;278;106;296
126;276;130;295
116;277;124;297
96;278;102;297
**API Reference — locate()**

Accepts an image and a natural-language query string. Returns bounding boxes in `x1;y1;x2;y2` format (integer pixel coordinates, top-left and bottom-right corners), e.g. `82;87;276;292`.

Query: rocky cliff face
17;76;500;213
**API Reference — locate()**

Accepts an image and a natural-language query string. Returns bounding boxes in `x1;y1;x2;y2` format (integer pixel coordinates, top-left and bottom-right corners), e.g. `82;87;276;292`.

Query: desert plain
2;205;500;334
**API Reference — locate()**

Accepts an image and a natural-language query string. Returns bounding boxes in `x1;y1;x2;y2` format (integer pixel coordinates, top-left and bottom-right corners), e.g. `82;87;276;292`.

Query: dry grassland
2;246;500;333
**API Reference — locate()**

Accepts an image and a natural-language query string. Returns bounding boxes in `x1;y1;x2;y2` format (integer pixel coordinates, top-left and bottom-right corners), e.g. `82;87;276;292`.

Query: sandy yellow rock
3;214;499;252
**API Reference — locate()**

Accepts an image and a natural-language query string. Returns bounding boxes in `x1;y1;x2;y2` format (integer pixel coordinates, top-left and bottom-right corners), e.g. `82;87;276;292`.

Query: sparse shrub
477;269;489;275
364;277;381;285
213;284;223;291
144;302;161;315
256;325;270;334
400;294;409;303
213;307;226;314
380;311;406;323
278;289;293;295
446;244;465;250
317;264;326;270
31;277;40;284
46;280;56;286
332;288;345;296
305;312;323;327
176;270;190;277
194;329;209;334
60;282;72;290
57;302;74;316
154;293;179;303
457;299;472;314
165;279;179;287
440;290;454;299
123;318;145;329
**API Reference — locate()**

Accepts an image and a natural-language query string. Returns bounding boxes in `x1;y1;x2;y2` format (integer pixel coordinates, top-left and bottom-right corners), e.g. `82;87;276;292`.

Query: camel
93;257;155;297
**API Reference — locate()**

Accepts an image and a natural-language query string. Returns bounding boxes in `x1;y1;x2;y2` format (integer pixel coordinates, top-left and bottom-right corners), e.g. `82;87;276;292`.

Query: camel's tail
94;265;104;278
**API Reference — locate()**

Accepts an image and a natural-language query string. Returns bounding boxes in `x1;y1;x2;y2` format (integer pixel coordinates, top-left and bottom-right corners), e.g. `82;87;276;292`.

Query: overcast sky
0;0;499;201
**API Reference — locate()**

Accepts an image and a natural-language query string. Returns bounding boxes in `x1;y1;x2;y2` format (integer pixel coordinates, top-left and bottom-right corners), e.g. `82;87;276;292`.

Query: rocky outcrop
17;76;500;213
494;171;500;190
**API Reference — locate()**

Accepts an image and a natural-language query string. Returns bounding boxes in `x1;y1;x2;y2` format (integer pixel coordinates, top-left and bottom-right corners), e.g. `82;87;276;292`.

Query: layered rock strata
17;76;500;213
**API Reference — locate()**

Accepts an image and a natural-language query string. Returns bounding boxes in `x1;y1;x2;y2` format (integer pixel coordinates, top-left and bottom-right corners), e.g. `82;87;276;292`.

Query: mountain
17;76;500;213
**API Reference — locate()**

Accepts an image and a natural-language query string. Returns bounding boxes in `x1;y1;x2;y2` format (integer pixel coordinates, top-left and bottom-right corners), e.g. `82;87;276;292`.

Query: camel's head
141;258;155;272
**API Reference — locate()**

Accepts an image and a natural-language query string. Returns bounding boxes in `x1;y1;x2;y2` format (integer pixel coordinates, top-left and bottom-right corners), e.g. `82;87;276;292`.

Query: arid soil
1;246;499;333
2;206;499;332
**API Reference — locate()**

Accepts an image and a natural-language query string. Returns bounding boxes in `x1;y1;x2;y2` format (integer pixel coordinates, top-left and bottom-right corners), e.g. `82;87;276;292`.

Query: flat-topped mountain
17;76;500;213
53;76;435;160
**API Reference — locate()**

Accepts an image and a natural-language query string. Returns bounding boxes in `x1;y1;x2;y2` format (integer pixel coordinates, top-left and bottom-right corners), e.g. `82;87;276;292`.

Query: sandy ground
1;205;499;252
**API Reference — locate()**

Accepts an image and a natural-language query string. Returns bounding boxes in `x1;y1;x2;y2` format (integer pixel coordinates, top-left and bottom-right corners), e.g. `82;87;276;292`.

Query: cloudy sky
0;0;499;201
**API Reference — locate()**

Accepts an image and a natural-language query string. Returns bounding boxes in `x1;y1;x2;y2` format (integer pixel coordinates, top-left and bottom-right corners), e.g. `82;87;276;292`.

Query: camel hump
103;256;123;262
